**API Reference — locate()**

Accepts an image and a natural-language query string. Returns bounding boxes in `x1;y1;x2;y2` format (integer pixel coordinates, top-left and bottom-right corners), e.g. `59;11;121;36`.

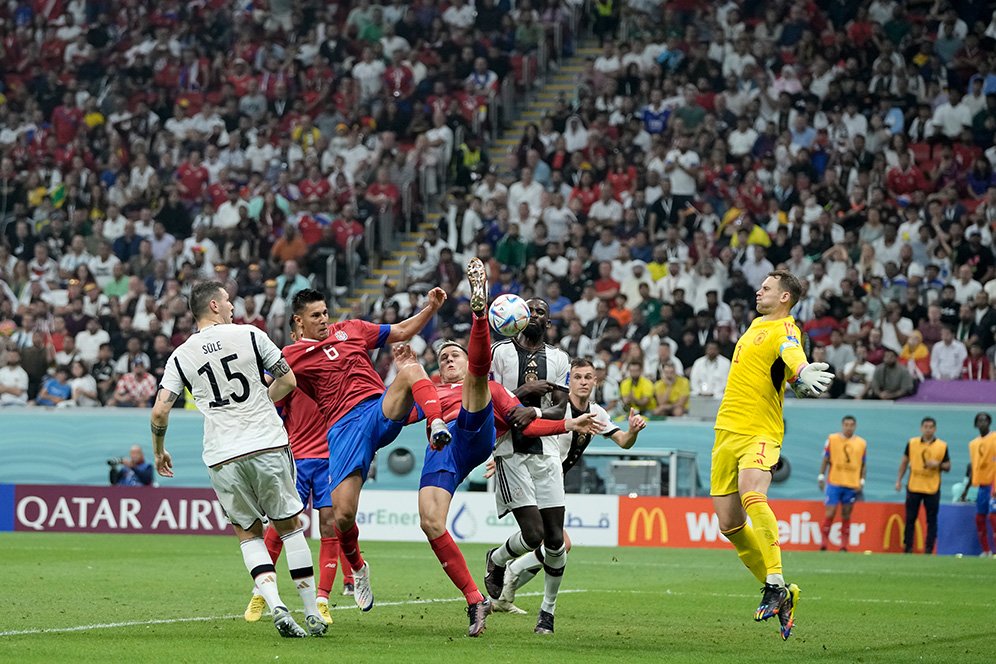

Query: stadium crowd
0;1;995;415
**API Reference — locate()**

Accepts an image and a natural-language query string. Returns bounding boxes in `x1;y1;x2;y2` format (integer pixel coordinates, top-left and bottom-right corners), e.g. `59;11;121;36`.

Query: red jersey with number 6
282;319;391;429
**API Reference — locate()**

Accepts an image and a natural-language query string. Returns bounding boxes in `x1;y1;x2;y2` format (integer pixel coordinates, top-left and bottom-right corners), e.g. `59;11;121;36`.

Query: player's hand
818;479;825;491
155;451;174;478
566;412;605;435
426;287;447;310
517;380;555;398
483;458;496;479
795;362;834;396
392;343;419;368
894;480;901;492
508;405;538;430
627;407;647;434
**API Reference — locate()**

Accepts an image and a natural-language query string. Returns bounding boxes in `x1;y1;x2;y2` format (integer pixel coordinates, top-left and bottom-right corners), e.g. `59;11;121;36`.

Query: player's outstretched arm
150;388;177;478
611;407;647;450
266;357;296;402
387;287;447;343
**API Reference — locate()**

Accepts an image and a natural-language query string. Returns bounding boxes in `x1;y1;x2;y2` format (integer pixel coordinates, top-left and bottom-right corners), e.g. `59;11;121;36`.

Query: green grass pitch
1;533;992;663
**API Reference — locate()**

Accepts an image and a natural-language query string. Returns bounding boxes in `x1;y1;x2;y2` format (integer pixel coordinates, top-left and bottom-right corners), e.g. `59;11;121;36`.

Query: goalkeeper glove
791;362;834;396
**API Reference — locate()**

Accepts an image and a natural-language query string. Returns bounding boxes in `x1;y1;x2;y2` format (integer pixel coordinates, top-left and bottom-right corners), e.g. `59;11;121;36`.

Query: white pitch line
614;589;979;607
0;590;585;638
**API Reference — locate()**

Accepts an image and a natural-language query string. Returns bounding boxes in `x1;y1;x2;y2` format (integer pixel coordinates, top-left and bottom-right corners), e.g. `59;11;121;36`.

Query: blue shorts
327;393;405;492
825;483;858;506
976;484;993;515
295;458;332;510
419;403;496;495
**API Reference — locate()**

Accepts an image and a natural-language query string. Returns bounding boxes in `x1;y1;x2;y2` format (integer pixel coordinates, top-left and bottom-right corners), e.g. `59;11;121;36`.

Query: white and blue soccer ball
488;294;530;337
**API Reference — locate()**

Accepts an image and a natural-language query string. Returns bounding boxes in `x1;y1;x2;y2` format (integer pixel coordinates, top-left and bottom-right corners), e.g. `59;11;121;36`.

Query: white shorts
493;453;565;518
209;447;304;529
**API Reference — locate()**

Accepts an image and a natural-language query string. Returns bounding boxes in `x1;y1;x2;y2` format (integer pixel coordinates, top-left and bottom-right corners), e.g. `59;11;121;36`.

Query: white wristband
534;407;542;418
817;473;825;481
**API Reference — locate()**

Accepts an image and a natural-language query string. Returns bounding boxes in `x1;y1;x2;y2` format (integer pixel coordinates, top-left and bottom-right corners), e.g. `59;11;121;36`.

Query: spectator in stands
867;347;915;400
900;331;931;382
931;327;968;380
35;366;72;407
620;359;656;415
653;362;689;417
842;343;877;399
689;341;731;397
0;350;29;407
105;358;157;408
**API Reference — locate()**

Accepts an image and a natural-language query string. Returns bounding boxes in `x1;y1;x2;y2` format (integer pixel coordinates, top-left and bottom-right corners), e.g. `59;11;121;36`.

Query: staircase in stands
340;41;601;317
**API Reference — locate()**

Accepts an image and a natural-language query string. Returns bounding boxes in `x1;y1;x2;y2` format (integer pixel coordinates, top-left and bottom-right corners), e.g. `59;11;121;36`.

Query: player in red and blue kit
283;287;451;613
414;258;601;637
244;321;354;624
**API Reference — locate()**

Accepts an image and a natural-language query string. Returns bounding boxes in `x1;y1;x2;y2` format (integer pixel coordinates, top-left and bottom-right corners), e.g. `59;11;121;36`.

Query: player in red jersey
414;258;602;636
283;288;450;612
244;320;353;624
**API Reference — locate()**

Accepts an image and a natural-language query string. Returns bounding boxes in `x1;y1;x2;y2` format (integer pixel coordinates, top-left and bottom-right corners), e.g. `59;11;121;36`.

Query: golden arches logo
882;514;924;551
628;507;668;544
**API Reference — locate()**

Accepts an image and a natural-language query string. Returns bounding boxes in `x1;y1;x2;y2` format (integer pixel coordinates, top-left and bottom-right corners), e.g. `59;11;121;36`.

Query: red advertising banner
12;485;236;535
618;497;929;553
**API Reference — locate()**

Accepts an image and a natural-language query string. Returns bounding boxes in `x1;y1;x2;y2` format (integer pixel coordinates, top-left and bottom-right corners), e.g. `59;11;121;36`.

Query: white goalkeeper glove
792;362;834;397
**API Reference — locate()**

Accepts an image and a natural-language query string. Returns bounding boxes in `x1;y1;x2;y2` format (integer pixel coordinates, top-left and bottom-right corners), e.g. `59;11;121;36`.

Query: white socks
241;537;285;611
281;527;320;618
539;544;567;615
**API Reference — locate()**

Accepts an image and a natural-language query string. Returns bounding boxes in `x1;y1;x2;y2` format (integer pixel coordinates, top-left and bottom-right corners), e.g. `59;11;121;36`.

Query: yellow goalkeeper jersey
715;315;809;443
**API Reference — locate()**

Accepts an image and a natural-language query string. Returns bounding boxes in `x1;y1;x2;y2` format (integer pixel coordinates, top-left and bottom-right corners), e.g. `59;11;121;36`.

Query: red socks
820;518;832;547
468;314;492;378
336;522;365;571
976;514;991;553
341;548;354;584
412;378;442;422
429;531;484;605
264;525;283;563
317;537;340;599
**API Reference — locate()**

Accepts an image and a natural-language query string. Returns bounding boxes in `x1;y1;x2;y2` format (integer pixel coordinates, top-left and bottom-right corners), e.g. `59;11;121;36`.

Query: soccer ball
489;294;530;337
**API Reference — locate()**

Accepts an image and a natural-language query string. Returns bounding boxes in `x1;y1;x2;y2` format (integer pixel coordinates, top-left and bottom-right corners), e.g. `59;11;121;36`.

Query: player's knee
397;361;427;386
318;509;337;536
521;523;545;550
334;508;357;532
544;534;565;551
419;513;446;540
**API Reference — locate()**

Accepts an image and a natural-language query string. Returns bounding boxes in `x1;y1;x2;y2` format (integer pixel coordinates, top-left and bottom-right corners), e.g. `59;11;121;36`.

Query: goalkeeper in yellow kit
711;270;833;641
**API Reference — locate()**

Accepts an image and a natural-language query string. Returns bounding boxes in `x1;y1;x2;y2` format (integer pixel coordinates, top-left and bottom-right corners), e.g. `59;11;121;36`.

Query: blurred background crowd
0;0;993;416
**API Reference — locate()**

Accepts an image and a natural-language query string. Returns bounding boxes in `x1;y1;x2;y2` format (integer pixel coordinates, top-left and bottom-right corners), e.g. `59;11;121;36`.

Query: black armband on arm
268;357;291;379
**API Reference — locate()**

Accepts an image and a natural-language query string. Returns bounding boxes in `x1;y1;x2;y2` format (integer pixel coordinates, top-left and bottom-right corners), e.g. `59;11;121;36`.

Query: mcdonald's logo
882;514;924;551
628;507;668;545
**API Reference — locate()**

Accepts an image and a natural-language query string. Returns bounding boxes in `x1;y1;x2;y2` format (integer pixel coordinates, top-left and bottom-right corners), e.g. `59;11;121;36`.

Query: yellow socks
721;521;767;584
741;491;783;579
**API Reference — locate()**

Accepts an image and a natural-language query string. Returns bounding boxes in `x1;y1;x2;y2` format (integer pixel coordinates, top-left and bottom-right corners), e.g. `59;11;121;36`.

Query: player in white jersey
484;298;582;634
151;281;326;639
490;358;646;615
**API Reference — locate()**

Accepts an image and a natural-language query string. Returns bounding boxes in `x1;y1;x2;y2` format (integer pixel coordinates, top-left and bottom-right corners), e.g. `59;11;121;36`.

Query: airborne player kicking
282;287;452;613
414;258;602;637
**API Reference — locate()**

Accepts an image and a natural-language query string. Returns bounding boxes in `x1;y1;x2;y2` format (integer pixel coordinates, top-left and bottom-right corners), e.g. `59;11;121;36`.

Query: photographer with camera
108;445;154;487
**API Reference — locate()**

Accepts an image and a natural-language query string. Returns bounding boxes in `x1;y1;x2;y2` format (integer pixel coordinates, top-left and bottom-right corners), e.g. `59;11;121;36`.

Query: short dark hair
921;416;936;426
842;415;856;423
571;357;594;370
768;269;803;307
292;288;326;316
189;281;225;319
